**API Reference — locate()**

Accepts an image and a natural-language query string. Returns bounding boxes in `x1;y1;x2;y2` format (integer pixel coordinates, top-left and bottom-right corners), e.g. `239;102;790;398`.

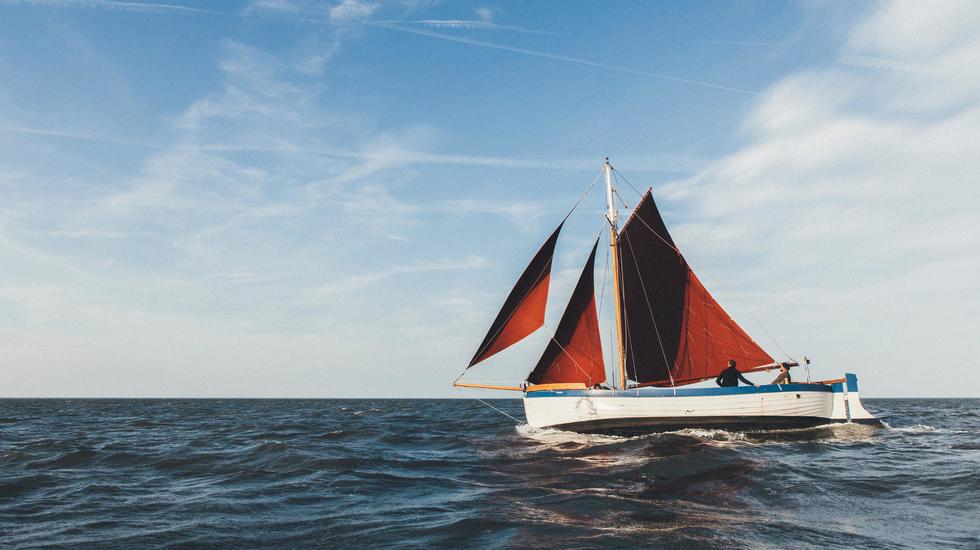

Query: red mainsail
527;240;605;386
617;190;773;386
468;223;562;367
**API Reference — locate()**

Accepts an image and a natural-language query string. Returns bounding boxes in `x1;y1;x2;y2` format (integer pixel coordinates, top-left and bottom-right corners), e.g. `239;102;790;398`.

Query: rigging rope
613;168;645;200
474;397;523;424
615;238;639;389
563;169;604;222
613;188;631;211
596;226;613;387
597;229;610;319
547;337;596;385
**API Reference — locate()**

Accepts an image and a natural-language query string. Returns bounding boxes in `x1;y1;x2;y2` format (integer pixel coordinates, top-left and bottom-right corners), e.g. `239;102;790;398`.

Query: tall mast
605;158;628;389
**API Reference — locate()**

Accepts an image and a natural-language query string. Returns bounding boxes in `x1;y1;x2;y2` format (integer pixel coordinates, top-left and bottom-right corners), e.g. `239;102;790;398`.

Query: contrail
370;22;758;96
1;127;698;172
392;19;560;36
691;40;787;48
1;0;232;15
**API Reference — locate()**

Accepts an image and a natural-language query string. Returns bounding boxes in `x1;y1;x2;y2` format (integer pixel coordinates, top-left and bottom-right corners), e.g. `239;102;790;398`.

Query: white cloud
659;0;980;396
848;0;979;58
328;0;377;22
244;0;301;13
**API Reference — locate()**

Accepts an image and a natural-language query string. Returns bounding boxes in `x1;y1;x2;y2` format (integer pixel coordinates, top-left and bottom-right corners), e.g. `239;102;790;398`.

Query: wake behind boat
453;159;880;435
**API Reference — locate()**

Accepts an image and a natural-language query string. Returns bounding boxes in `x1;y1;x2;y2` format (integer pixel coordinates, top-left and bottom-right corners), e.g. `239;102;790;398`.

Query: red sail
670;270;774;385
528;240;605;386
468;223;562;367
618;190;772;386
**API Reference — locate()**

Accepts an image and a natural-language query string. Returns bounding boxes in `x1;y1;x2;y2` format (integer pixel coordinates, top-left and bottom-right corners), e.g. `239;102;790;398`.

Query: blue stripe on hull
525;381;840;399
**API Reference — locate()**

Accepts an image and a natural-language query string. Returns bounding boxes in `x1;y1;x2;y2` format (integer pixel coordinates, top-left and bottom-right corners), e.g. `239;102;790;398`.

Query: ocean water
0;399;977;549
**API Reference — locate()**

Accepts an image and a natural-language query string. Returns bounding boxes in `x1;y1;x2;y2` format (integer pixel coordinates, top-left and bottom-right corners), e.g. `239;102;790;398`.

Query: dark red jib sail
617;190;773;386
468;223;563;368
527;239;606;386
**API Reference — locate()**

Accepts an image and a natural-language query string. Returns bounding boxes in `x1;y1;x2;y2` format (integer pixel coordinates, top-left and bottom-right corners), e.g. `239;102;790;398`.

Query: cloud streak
0;127;700;173
370;22;759;96
306;256;489;297
2;0;232;15
395;19;559;35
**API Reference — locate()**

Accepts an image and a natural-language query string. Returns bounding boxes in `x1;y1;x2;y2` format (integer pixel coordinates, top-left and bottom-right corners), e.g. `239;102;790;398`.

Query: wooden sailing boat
455;159;880;435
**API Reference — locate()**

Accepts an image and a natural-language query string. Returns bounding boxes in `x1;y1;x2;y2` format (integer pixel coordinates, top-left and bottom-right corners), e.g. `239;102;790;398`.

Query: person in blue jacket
716;359;755;387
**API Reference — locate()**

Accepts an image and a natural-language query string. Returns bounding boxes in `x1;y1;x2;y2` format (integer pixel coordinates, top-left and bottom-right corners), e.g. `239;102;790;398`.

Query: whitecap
514;423;625;447
664;428;747;442
888;424;966;435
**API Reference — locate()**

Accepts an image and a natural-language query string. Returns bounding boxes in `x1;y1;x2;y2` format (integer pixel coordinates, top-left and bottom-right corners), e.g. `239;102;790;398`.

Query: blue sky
1;0;977;397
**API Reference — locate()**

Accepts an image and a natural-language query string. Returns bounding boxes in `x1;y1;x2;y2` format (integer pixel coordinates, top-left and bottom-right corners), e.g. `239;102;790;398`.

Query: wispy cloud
3;0;232;15
2;126;142;144
328;0;377;22
838;54;912;72
35;229;128;239
691;40;788;48
307;255;489;297
398;19;558;35
369;22;758;96
1;126;700;173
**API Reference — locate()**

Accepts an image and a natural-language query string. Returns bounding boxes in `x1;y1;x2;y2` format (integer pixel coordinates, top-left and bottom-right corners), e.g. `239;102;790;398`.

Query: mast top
604;158;617;228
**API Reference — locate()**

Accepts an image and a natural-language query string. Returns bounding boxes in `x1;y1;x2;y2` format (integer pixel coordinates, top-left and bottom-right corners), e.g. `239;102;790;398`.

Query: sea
0;399;977;549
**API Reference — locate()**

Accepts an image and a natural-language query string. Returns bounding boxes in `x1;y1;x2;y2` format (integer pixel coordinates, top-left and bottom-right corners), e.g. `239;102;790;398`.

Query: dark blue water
0;399;977;548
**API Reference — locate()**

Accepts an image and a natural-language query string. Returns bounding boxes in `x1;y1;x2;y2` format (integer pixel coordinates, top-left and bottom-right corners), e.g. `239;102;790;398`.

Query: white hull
523;373;879;434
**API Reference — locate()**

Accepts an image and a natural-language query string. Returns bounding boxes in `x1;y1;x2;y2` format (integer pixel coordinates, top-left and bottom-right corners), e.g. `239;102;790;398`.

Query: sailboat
454;159;880;435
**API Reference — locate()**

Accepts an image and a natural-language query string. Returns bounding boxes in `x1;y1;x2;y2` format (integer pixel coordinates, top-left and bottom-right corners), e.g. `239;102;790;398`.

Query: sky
0;0;977;398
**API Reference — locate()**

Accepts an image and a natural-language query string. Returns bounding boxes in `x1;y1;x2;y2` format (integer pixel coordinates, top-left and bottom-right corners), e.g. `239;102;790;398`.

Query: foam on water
515;423;625;446
664;427;748;442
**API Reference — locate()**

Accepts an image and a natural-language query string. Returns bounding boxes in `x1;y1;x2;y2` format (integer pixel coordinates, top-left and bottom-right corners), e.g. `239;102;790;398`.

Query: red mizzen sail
468;223;562;368
528;239;605;386
617;190;773;386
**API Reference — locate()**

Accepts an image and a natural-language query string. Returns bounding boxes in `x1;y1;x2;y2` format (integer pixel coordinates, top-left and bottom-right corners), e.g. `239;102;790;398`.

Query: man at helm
716;359;755;387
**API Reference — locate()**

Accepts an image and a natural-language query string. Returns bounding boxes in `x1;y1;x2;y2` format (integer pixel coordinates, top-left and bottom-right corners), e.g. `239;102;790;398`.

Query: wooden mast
604;158;628;390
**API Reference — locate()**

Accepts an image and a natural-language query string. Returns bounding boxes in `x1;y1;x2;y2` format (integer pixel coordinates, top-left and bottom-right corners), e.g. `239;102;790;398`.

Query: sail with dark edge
527;239;605;386
617;190;773;386
468;223;563;367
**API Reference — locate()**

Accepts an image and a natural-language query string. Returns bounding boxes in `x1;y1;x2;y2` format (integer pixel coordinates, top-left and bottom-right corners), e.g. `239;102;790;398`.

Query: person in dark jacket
716;359;755;387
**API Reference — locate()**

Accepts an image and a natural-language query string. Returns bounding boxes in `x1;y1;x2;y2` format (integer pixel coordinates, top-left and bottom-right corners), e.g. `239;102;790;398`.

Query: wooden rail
452;382;523;392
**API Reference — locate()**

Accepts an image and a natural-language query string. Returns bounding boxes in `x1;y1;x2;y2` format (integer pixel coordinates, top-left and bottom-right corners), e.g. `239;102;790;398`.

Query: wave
888;424;968;435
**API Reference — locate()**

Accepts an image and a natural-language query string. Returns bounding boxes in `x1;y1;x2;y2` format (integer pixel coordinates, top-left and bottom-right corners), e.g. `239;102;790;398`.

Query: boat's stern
829;373;881;426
